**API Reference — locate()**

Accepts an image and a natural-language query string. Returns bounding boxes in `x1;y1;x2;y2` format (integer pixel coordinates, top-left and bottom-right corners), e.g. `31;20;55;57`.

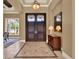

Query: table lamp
48;25;53;35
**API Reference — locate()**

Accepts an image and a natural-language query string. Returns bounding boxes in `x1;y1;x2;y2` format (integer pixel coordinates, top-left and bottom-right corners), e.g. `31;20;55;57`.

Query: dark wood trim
25;13;46;42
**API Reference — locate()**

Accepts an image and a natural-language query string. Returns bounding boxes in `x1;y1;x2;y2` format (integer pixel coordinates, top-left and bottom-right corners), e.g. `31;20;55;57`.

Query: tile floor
4;40;65;59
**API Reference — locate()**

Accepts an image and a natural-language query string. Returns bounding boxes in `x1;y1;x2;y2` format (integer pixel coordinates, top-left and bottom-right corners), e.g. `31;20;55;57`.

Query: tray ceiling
3;0;53;14
20;0;52;7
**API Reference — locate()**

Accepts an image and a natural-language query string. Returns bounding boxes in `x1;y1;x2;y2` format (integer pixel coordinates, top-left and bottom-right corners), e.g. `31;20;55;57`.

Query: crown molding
3;11;20;14
20;0;52;7
4;0;53;14
48;0;52;6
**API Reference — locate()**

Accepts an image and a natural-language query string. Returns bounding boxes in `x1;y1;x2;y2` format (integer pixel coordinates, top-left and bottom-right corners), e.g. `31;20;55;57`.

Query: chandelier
32;0;40;10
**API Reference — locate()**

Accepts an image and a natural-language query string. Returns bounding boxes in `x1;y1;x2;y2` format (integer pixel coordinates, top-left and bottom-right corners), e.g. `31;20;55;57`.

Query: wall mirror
54;12;62;32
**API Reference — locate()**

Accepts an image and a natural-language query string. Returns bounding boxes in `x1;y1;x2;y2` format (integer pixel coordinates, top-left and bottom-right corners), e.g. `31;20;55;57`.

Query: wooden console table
48;35;61;51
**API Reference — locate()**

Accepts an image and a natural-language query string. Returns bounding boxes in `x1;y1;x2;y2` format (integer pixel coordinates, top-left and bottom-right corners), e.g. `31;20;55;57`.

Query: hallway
4;40;64;59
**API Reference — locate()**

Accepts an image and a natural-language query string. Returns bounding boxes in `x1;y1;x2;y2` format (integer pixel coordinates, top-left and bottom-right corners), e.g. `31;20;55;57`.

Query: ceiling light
32;0;40;10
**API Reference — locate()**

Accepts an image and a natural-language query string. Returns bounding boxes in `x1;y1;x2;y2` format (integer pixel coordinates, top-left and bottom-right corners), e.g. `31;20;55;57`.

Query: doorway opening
25;13;46;41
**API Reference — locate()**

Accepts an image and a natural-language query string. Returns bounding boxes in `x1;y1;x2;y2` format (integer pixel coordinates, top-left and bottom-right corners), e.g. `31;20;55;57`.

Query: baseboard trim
62;51;72;59
20;40;26;43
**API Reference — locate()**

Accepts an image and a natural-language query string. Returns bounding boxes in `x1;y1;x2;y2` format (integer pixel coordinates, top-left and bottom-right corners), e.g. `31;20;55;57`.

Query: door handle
35;30;37;34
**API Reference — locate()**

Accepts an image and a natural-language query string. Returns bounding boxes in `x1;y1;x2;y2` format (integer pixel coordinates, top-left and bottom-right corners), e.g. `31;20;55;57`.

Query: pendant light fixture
32;0;40;10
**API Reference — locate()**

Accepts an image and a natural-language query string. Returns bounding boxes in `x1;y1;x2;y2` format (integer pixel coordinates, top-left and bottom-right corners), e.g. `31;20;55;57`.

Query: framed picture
54;12;62;32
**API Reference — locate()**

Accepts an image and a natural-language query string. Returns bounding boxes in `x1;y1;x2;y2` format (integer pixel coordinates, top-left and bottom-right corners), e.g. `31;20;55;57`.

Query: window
37;15;44;22
27;15;35;22
5;18;19;35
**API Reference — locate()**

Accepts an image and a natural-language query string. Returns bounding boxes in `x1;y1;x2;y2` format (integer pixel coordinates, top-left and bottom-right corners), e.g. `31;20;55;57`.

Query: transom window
37;15;44;22
27;15;44;22
27;15;35;22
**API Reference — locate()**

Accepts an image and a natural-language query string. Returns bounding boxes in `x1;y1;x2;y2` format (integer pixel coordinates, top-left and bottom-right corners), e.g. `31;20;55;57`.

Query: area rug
15;42;57;58
4;38;19;48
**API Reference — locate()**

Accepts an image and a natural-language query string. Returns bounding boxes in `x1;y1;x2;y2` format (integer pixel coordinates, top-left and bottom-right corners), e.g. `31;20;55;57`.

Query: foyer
3;0;73;59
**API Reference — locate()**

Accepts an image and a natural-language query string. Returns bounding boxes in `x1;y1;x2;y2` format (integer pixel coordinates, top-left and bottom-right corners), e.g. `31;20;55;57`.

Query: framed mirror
54;12;62;32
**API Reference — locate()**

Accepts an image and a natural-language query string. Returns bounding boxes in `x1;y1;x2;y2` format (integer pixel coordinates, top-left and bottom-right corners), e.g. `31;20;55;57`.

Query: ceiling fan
3;0;12;8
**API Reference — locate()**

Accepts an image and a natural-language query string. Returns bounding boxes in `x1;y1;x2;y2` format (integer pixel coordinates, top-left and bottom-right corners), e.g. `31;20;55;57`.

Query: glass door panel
28;33;34;39
37;15;44;22
37;33;44;39
37;23;44;32
36;15;45;41
28;23;34;32
27;15;35;22
27;15;35;40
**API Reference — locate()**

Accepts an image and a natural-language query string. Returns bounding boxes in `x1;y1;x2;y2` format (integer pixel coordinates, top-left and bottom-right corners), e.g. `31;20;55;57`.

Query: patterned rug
15;42;57;58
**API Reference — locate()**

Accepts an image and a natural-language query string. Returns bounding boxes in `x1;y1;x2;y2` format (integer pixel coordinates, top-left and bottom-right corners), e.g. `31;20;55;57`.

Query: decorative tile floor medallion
15;42;57;58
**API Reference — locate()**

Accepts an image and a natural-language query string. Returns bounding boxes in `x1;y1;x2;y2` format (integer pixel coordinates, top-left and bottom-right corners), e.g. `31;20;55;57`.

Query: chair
3;32;9;41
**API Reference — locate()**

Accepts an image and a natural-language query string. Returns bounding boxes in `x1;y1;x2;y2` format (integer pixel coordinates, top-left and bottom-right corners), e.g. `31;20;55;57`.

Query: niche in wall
54;12;62;32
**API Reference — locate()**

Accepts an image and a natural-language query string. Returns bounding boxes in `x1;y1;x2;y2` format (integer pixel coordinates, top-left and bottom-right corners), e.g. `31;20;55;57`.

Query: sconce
56;25;61;32
48;26;53;35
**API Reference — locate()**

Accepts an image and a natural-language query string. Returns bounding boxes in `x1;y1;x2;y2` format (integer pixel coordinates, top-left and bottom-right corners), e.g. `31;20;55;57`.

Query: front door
26;13;46;41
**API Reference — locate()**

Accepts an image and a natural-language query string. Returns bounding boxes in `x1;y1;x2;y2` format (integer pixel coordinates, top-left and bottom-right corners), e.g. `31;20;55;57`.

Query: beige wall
62;0;72;57
48;0;62;36
49;0;72;57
